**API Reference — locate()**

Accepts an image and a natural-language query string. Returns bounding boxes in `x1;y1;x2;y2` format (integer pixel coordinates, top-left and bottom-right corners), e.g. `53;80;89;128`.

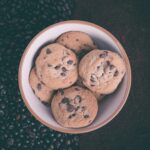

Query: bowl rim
18;20;132;134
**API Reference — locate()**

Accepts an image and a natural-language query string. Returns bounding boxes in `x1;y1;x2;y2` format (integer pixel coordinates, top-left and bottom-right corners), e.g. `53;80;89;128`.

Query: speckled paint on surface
0;0;79;150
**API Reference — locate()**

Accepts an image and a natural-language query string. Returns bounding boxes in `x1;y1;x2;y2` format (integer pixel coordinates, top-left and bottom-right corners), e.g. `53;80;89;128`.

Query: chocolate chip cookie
35;43;78;89
79;50;126;95
56;31;96;54
29;68;53;103
51;86;98;128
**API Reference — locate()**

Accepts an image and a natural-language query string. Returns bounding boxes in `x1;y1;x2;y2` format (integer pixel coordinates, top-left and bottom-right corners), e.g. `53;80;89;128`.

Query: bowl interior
20;22;129;133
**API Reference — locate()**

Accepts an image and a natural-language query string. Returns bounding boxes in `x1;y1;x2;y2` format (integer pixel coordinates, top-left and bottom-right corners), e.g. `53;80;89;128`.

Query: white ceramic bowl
18;20;131;134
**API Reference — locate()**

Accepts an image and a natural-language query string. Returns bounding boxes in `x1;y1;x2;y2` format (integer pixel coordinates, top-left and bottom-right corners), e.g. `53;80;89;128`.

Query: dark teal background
0;0;150;150
74;0;150;150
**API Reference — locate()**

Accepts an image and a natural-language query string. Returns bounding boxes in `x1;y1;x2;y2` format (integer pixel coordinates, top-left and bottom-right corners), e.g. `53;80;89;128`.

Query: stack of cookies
29;31;126;128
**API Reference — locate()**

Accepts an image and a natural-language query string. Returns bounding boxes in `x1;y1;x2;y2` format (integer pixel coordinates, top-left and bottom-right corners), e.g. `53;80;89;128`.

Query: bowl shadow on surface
94;77;126;125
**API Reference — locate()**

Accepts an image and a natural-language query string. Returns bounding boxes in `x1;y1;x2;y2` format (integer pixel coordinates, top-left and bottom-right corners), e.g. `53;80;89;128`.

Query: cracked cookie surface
79;50;126;94
35;43;78;89
51;86;98;128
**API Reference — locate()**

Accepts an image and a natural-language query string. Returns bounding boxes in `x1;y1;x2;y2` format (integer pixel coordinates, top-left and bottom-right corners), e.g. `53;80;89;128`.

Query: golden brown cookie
79;50;126;95
56;31;96;54
51;86;98;128
35;43;78;89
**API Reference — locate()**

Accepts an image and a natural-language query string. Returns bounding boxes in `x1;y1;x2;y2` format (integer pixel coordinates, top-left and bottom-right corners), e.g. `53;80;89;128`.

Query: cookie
35;43;78;89
79;50;126;94
75;77;104;101
29;68;53;103
51;86;98;128
56;31;96;54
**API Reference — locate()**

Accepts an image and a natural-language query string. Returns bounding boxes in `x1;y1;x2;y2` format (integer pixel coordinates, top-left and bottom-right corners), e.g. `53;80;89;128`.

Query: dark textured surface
0;0;150;150
0;0;79;150
73;0;150;150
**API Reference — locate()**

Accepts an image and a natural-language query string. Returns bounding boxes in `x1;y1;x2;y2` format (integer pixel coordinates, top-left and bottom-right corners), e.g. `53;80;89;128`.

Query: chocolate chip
67;104;75;112
84;115;89;118
62;67;67;72
55;65;61;70
75;87;80;91
67;60;73;65
60;72;66;76
58;89;64;95
106;61;110;65
61;97;70;104
81;106;86;111
75;106;80;111
110;64;115;70
91;84;95;86
68;113;76;119
46;48;51;54
76;38;79;41
37;83;42;90
114;70;119;76
97;66;100;69
74;95;82;103
72;113;76;117
99;51;108;58
47;64;52;67
68;115;72;119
